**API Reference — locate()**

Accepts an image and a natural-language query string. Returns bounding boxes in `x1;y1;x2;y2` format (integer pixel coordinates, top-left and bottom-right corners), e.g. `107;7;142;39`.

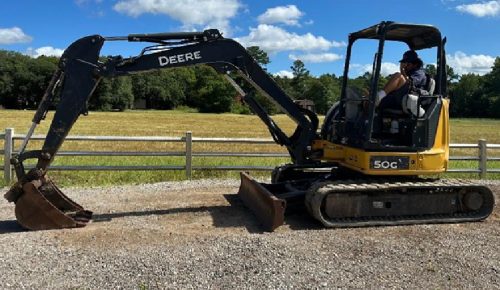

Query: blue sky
1;0;499;78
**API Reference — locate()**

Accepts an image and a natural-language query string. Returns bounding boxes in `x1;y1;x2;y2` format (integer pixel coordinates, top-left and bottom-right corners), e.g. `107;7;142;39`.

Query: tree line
0;48;499;118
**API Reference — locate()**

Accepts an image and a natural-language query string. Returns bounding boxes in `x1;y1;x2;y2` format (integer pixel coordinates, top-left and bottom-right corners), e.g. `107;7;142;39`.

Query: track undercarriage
238;169;496;231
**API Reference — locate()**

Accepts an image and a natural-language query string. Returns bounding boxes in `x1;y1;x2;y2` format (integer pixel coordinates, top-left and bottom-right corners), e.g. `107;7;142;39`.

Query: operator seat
382;74;435;117
424;76;436;96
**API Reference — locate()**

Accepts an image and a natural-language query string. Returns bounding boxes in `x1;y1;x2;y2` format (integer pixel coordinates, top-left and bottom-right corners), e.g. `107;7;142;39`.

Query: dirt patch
45;182;500;250
50;186;255;248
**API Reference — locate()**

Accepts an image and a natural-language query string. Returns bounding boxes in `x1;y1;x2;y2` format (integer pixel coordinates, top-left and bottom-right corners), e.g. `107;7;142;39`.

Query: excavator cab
322;21;448;151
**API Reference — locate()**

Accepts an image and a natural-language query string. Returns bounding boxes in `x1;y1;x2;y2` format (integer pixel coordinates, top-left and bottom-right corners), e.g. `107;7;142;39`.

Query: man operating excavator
376;50;427;109
5;21;495;232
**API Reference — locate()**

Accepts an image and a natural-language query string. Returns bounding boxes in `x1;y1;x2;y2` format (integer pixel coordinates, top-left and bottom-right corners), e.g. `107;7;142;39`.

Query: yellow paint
312;98;450;176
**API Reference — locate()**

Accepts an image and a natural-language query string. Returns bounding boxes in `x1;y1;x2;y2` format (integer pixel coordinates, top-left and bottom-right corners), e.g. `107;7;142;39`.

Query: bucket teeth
4;182;24;203
6;175;92;231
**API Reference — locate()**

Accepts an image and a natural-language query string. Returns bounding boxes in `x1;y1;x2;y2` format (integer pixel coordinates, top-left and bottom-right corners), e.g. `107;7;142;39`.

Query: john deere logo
158;51;201;66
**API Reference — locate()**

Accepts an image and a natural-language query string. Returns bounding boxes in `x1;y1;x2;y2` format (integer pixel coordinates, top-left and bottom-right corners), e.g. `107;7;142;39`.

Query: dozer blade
4;175;92;231
238;172;286;231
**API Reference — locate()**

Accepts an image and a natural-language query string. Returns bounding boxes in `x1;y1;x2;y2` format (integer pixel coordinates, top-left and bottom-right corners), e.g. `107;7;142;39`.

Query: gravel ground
0;178;499;290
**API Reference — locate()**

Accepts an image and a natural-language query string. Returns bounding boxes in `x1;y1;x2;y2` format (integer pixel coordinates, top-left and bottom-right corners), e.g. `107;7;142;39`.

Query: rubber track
305;178;496;228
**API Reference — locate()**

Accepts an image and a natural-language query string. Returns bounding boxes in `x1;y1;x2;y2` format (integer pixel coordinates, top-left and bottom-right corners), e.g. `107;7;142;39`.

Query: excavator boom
5;29;319;230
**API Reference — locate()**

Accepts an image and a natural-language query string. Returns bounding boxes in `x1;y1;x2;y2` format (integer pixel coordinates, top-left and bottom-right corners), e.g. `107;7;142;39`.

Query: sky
1;0;499;79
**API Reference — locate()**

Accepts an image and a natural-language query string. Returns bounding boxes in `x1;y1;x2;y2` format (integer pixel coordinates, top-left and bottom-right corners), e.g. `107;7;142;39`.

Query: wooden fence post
4;128;14;183
479;139;487;179
186;131;192;179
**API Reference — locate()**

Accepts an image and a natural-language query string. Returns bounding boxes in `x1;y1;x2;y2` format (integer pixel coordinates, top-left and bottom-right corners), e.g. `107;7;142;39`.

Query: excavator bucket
4;175;92;231
238;172;286;231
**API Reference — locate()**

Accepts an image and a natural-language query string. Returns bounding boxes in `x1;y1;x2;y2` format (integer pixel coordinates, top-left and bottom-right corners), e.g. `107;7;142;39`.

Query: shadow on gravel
92;193;266;233
0;220;27;235
223;194;323;232
89;193;323;233
283;207;325;231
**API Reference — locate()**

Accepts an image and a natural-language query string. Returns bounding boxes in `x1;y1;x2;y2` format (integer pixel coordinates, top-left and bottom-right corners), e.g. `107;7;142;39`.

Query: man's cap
399;50;419;63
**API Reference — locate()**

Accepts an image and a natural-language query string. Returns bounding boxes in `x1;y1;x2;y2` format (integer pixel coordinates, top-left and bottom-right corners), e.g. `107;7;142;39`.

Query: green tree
346;76;367;92
110;77;133;111
424;64;437;77
483;57;500;96
89;77;113;111
246;46;270;69
449;73;486;117
192;66;235;113
152;70;186;109
425;63;458;86
483;57;500;118
305;79;330;114
0;50;60;109
174;67;197;106
490;96;500;118
229;46;279;114
130;73;147;107
274;74;294;99
290;59;310;99
312;74;341;114
446;65;459;85
89;76;133;111
33;56;61;109
130;68;195;110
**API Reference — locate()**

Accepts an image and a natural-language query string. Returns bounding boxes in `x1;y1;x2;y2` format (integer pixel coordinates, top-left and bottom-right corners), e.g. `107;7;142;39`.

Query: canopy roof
349;22;442;50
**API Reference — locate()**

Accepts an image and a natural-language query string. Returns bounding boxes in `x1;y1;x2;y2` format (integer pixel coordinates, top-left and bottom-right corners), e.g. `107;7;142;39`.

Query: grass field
0;110;499;187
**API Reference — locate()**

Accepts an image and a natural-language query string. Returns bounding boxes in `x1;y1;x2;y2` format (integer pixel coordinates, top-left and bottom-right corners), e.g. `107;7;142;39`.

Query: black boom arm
13;29;319;182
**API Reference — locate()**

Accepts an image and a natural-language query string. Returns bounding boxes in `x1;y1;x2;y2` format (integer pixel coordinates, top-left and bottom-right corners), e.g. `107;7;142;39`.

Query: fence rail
1;127;499;183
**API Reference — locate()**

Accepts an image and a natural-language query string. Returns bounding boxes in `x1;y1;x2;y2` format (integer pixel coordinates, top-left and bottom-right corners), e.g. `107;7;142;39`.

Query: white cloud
0;27;33;45
446;51;496;75
96;10;106;17
350;63;372;75
350;62;399;76
257;5;305;26
273;70;294;78
304;20;314;25
24;47;65;58
380;63;400;76
456;1;500;17
289;53;342;63
235;24;346;54
113;0;242;36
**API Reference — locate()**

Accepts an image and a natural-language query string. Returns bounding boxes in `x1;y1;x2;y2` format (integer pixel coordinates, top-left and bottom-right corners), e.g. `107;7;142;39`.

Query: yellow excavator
4;21;495;231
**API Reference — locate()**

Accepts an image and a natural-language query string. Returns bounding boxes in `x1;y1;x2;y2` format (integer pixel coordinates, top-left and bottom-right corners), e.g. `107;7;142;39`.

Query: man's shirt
408;68;427;88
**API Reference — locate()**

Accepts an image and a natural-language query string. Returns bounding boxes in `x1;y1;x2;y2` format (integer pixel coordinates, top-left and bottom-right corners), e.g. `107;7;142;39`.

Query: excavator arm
5;29;319;230
17;29;318;177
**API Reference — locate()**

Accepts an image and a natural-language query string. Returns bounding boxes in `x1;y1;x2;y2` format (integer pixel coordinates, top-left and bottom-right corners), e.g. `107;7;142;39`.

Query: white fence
1;127;499;183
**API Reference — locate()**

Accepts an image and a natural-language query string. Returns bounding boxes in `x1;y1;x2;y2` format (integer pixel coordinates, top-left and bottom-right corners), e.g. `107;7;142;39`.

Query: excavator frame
4;21;495;231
